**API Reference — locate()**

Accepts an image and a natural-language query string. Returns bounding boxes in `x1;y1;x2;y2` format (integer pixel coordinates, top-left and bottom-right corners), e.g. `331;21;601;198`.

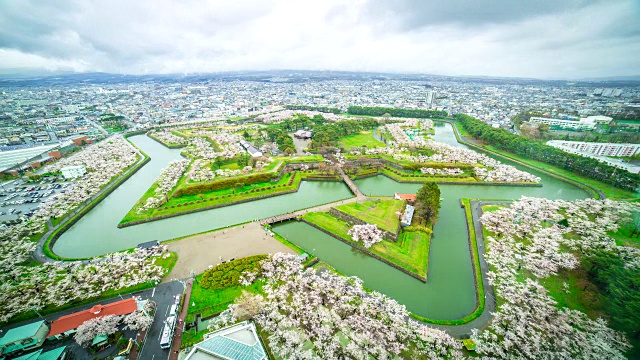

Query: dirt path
165;222;296;281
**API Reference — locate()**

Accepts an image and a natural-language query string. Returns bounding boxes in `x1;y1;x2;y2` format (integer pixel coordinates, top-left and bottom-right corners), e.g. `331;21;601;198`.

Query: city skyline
1;0;639;79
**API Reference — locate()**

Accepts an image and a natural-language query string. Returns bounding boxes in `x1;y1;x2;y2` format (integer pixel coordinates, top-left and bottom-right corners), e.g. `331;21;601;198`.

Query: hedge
173;172;277;197
200;255;268;289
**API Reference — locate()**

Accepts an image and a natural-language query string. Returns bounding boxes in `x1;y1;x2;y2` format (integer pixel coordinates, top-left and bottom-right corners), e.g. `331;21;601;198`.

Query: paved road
137;281;186;360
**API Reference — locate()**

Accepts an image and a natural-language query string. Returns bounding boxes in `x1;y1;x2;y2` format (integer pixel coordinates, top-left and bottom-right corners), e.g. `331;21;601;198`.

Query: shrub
199;255;268;289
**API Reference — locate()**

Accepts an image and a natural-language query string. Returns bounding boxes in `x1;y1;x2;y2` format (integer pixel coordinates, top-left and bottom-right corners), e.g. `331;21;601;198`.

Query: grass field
340;131;385;149
335;198;403;233
186;278;265;323
302;211;430;277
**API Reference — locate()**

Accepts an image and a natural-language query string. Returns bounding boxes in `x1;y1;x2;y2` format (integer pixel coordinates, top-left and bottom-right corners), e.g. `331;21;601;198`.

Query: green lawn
187;278;264;323
335;198;403;233
610;219;640;248
340;131;385;149
302;211;431;277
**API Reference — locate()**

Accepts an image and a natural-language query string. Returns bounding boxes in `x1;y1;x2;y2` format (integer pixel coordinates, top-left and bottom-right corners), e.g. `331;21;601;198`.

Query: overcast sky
0;0;638;79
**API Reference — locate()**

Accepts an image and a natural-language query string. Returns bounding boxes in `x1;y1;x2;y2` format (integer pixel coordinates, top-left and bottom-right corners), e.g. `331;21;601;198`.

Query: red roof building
394;192;416;202
47;298;137;338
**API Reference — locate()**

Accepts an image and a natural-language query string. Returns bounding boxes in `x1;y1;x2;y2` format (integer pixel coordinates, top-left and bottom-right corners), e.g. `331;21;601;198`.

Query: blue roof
194;322;266;360
12;346;66;360
0;321;46;346
198;336;266;360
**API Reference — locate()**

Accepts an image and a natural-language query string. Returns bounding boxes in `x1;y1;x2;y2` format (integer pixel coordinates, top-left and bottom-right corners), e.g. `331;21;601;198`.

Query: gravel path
164;222;296;281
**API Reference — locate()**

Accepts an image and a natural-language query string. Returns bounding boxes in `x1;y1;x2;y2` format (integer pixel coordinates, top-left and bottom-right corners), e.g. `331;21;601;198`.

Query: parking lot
0;176;75;225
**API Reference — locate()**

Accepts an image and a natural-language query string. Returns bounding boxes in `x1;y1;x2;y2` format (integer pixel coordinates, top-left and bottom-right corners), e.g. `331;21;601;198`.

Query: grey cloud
362;0;602;30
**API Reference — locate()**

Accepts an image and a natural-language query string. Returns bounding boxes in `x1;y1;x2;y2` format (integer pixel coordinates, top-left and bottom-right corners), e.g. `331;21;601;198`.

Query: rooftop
12;345;67;360
47;298;137;338
0;321;46;346
185;321;266;360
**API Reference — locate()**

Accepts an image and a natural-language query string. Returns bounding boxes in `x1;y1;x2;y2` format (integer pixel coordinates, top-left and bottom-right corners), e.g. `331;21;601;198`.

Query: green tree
586;250;640;338
414;182;441;225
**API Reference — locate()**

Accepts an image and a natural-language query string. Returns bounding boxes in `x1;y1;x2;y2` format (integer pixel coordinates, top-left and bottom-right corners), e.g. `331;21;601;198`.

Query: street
137;281;185;360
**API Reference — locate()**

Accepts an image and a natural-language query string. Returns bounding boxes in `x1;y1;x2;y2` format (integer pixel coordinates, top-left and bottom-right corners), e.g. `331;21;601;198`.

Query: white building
529;115;612;131
546;140;640;158
61;165;86;179
546;141;640;174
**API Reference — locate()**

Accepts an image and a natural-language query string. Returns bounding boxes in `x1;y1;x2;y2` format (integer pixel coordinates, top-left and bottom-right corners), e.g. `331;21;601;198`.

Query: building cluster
2;76;638;134
0;297;146;359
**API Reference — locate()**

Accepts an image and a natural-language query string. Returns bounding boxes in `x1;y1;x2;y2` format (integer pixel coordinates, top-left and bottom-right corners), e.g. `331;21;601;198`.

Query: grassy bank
302;211;430;278
448;120;634;200
334;198;403;233
482;145;636;200
120;170;336;225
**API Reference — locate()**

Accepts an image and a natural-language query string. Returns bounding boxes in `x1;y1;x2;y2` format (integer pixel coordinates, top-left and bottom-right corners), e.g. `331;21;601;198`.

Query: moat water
53;122;589;320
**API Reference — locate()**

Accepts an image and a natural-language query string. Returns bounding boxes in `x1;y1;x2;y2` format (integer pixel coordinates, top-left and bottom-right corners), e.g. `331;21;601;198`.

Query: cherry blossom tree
123;310;153;331
348;224;384;248
250;253;462;359
74;314;121;346
472;197;637;359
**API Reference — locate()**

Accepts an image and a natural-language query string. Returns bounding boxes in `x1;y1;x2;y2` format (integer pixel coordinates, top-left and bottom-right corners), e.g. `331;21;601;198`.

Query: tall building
425;90;436;106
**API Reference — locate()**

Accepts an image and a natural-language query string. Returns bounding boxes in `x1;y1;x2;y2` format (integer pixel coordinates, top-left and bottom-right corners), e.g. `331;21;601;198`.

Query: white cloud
0;0;638;78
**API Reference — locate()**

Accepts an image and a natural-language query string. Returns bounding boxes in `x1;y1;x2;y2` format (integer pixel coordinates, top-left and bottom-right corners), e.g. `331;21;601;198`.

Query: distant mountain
577;75;640;82
1;69;638;87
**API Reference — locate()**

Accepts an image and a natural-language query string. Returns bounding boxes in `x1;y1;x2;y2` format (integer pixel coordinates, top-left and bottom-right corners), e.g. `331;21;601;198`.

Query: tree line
348;106;448;119
265;127;296;154
414;182;441;225
286;105;342;114
455;114;640;192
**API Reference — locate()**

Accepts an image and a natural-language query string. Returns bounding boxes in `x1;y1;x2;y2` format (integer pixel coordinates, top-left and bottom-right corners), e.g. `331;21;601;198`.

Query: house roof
12;345;66;360
0;321;46;346
186;321;266;360
395;193;416;201
47;298;137;338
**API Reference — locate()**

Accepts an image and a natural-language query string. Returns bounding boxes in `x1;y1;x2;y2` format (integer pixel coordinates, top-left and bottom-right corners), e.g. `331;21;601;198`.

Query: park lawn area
340;131;385;149
187;278;265;323
481;145;637;200
153;252;179;276
335;198;403;233
302;212;430;277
